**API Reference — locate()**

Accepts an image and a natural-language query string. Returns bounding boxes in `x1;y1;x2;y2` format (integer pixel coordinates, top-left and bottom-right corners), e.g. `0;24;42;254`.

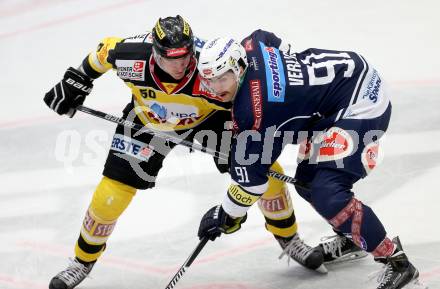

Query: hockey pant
294;104;395;257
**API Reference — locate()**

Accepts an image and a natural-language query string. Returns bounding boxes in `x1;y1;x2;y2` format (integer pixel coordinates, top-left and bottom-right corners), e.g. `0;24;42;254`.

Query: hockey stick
164;237;209;289
76;105;310;191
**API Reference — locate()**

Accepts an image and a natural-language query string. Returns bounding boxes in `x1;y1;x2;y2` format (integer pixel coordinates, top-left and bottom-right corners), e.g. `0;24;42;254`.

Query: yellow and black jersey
80;32;230;131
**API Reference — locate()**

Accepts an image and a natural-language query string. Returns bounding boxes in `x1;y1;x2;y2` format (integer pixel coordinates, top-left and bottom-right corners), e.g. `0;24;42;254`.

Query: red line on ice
194;237;273;265
0;273;46;289
16;238;272;276
180;283;266;289
420;266;440;281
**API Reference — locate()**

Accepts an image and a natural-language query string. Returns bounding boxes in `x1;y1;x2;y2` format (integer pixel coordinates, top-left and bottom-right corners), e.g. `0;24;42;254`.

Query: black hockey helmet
152;15;194;59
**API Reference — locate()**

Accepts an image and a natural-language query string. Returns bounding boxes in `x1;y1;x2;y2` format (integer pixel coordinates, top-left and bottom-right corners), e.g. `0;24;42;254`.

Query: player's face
201;70;239;103
160;54;192;80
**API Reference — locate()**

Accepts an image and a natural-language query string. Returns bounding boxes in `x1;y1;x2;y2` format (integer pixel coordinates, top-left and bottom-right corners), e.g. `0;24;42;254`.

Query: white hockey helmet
198;37;248;81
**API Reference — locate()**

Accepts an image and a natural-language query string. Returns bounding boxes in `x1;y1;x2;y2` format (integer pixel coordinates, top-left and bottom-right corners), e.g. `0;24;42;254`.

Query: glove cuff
65;67;93;85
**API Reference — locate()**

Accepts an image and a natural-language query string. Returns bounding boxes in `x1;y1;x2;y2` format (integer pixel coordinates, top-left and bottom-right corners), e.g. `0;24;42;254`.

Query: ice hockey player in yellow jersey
43;15;326;289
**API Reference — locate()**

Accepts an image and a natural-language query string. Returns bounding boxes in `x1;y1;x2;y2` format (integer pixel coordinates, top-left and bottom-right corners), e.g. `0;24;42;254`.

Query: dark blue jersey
229;30;377;188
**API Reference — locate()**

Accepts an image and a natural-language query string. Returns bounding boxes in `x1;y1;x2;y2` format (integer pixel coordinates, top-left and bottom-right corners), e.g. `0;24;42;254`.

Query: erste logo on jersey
111;133;154;161
259;42;286;102
116;59;146;81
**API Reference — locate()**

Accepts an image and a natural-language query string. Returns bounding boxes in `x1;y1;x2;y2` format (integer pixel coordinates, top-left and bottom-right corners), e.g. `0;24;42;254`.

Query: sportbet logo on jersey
115;60;146;81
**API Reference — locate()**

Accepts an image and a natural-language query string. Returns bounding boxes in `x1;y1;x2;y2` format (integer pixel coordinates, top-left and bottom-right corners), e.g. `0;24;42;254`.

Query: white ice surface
0;1;439;289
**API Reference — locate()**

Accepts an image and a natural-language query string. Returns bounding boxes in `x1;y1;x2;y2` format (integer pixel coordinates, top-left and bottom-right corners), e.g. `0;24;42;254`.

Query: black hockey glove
44;67;93;117
197;205;247;241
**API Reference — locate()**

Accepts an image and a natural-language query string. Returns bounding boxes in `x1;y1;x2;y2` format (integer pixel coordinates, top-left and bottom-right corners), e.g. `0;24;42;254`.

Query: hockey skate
276;233;328;273
319;234;368;264
373;237;422;289
49;258;95;289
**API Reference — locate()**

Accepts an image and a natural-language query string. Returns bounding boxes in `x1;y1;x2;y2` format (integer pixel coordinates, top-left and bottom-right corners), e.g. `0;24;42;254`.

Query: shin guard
75;176;136;262
258;162;298;238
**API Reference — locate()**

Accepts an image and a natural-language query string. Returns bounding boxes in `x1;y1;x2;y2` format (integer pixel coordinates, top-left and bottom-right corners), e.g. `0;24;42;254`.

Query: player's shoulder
240;29;282;51
113;32;154;51
298;47;363;61
94;33;146;56
297;47;367;74
104;32;153;62
122;32;153;44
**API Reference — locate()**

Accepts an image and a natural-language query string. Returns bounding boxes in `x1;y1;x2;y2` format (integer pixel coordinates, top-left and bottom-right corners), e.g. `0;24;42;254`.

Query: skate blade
405;278;429;289
315;264;328;274
324;251;368;265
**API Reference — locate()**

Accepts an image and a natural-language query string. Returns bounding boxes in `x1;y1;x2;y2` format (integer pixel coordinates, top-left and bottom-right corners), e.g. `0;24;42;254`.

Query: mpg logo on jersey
116;60;146;81
259;42;286;102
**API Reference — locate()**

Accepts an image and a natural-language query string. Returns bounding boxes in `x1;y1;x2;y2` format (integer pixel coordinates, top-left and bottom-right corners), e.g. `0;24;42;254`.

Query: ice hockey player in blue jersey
196;30;421;289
